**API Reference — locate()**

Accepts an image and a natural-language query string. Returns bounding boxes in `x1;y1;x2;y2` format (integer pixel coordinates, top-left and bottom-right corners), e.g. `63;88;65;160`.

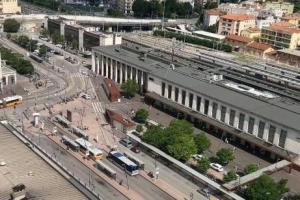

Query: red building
106;110;136;133
103;78;120;102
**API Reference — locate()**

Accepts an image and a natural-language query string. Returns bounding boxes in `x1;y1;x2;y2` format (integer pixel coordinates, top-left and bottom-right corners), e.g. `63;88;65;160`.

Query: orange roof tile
269;22;300;34
106;110;135;128
225;34;254;43
221;14;255;21
247;42;273;51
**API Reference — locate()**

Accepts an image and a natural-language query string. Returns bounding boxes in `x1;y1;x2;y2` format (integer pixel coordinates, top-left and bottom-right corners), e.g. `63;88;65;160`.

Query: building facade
204;9;221;27
92;45;300;160
241;27;261;39
264;1;294;15
218;14;256;35
0;0;21;14
261;22;300;49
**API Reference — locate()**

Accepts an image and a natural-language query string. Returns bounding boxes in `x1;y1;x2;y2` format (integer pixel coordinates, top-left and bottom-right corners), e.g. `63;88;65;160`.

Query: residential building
243;42;274;58
92;44;300;161
256;10;278;29
264;1;294;15
110;0;134;14
204;9;221;27
0;0;21;14
218;14;256;35
241;27;261;39
261;22;300;49
218;2;261;16
275;49;300;67
281;15;300;28
225;34;254;50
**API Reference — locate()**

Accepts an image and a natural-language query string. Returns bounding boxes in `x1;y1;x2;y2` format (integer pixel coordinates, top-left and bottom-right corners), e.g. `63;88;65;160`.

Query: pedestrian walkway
71;72;86;87
92;101;105;113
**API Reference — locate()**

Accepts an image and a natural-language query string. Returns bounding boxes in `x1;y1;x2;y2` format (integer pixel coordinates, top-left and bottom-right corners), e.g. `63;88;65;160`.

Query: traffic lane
101;158;174;200
119;146;207;200
31;134;128;200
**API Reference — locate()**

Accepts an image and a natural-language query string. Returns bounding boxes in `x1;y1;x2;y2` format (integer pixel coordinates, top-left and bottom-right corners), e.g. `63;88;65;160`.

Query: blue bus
109;151;139;176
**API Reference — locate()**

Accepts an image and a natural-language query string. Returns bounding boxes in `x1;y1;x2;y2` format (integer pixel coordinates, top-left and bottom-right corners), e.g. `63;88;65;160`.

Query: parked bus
61;135;79;152
109;151;139;175
75;138;102;160
70;125;89;140
75;138;93;153
87;146;103;160
95;160;117;180
0;95;22;108
124;152;145;170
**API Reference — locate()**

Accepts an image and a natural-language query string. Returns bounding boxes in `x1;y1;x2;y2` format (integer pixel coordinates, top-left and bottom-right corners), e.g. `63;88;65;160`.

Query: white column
105;57;108;78
135;69;138;82
263;122;270;141
96;57;100;75
120;64;123;84
125;65;128;81
253;118;259;137
100;55;104;76
114;62;118;82
200;98;205;114
207;101;213;117
130;66;133;80
140;70;143;85
216;104;221;121
110;59;113;80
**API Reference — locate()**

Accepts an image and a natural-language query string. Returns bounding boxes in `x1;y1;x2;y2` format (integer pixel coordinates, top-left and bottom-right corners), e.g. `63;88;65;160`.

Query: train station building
91;44;300;161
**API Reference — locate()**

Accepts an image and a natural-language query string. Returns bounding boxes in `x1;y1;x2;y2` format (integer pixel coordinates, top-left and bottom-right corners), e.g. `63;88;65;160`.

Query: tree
136;125;143;133
216;148;235;166
39;45;48;57
135;108;149;123
244;164;258;175
40;28;49;37
3;19;20;33
107;9;124;17
204;2;218;9
16;35;30;48
121;80;139;98
194;133;211;153
51;32;64;44
167;134;197;161
245;175;289;200
223;170;238;183
197;157;210;173
132;0;147;17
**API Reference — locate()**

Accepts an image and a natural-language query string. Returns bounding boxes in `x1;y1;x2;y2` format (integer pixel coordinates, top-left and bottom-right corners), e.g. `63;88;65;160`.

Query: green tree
244;164;258;175
27;39;38;52
107;9;124;17
121;80;139;97
167;134;197;161
204;2;218;9
135;108;149;123
3;19;20;33
39;45;48;57
132;0;147;17
40;28;49;37
194;133;211;153
51;32;64;44
196;157;210;173
136;125;143;133
216;148;235;166
16;35;30;48
246;175;289;200
223;170;238;183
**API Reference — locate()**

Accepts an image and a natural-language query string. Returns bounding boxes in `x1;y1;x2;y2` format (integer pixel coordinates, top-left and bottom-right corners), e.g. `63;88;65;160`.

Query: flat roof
278;49;300;57
193;30;225;40
0;124;88;200
93;45;300;132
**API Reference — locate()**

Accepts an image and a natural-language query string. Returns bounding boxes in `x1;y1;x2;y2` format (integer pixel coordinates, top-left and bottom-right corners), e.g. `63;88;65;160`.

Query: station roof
93;45;300;132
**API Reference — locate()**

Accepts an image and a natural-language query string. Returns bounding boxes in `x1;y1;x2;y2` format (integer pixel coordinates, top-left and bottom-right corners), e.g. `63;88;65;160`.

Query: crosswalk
71;72;86;87
92;101;105;114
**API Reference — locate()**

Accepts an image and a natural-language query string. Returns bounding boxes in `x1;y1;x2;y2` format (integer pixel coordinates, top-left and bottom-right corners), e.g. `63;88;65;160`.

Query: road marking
92;102;104;114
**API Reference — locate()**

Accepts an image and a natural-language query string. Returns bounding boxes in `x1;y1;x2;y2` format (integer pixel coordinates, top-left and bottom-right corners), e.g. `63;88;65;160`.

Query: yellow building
218;14;256;36
0;0;21;14
241;27;261;39
261;22;300;49
264;1;294;15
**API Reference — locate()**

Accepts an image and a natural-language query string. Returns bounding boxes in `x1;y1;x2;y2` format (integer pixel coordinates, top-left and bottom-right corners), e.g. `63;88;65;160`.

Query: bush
223;170;238;182
153;30;232;53
3;19;20;33
136;125;143;133
196;157;210;173
244;164;258;175
216;148;235;166
135;108;149;124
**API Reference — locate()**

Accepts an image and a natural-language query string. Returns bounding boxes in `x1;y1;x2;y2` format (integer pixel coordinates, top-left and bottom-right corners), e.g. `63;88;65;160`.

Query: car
131;146;141;153
197;187;212;197
192;154;203;161
80;93;91;100
56;44;63;48
119;138;133;148
210;163;224;172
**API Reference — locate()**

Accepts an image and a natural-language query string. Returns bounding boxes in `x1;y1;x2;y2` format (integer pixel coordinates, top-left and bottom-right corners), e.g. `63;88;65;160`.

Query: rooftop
0;124;88;200
246;41;273;51
278;49;300;57
221;14;255;21
106;110;135;128
93;45;300;132
225;34;254;43
268;22;300;34
193;30;225;40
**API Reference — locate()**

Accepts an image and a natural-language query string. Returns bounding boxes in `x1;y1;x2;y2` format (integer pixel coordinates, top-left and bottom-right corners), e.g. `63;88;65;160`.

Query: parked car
197;187;212;197
210;163;224;172
80;93;91;100
192;154;203;161
130;146;141;153
119;138;133;148
56;44;63;48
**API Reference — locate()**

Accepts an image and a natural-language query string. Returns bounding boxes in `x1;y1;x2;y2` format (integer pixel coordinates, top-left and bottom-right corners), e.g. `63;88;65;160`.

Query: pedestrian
119;179;123;185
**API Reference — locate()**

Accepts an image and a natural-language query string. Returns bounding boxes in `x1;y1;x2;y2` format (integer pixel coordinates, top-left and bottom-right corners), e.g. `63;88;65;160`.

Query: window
212;102;218;119
149;77;154;81
181;90;186;105
175;87;179;102
257;121;265;139
268;125;276;143
161;82;165;96
189;93;194;108
204;99;209;115
279;129;287;148
229;109;236;126
220;106;227;122
238;113;245;130
168;85;172;99
196;96;201;112
248;117;255;134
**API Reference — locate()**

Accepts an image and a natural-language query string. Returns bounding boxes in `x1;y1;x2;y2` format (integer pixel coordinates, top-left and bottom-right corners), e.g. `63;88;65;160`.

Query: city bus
109;150;139;176
75;138;93;153
87;146;103;160
0;95;23;108
95;160;117;180
75;138;103;160
70;125;89;140
61;135;80;152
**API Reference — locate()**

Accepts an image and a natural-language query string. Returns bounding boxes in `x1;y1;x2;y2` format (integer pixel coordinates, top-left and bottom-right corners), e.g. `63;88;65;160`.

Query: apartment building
92;45;300;161
241;27;261;39
0;0;21;14
110;0;134;14
218;14;256;35
204;9;221;27
261;22;300;49
264;1;294;15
